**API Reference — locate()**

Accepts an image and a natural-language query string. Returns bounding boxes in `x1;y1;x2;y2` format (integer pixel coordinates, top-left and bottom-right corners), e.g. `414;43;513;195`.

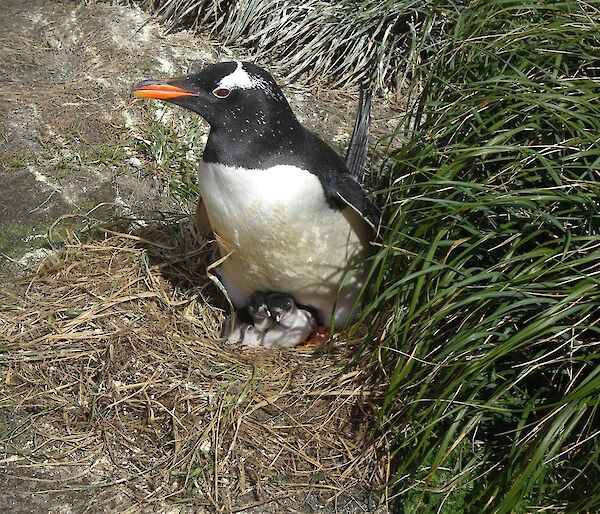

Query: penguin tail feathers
344;88;372;184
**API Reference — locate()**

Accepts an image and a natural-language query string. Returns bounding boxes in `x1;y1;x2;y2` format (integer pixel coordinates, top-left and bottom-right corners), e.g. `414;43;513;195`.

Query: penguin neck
203;112;305;169
278;307;298;327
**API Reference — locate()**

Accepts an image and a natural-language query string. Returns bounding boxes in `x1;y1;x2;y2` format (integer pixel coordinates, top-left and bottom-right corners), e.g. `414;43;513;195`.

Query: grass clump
0;150;30;172
137;0;456;93
131;103;204;204
357;0;600;511
40;133;128;179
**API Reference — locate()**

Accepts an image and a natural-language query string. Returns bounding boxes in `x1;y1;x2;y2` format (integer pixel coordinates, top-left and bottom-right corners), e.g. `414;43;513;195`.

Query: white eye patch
218;61;261;90
217;61;284;101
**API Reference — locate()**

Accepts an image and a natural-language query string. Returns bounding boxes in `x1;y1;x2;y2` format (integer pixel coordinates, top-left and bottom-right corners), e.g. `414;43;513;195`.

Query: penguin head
247;292;271;321
132;61;294;130
267;293;296;323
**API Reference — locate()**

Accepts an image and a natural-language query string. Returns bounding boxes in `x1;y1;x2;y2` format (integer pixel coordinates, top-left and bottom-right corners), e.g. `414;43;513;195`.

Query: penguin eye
212;87;231;99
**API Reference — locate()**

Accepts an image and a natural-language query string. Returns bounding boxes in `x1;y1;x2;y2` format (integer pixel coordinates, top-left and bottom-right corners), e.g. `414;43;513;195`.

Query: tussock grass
0;216;385;511
355;0;600;511
137;0;453;94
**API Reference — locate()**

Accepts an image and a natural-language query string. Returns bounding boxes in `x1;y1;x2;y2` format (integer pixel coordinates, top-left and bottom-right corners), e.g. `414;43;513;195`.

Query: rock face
0;0;179;275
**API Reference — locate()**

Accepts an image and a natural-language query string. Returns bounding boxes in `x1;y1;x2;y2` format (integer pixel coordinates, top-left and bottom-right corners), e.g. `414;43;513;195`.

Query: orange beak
131;81;197;100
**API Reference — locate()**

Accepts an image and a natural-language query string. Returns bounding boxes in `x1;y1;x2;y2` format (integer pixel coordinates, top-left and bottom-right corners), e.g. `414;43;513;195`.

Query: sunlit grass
354;0;600;511
137;0;454;92
131;103;204;204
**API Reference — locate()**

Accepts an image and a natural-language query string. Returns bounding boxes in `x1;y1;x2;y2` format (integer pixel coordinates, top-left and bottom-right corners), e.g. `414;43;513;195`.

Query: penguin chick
267;293;296;324
221;314;265;347
221;313;244;344
240;323;264;347
262;293;316;348
247;291;273;332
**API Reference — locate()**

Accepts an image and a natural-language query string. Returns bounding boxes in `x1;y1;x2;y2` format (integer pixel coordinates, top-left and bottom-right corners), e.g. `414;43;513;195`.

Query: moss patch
0;223;46;258
0;150;30;173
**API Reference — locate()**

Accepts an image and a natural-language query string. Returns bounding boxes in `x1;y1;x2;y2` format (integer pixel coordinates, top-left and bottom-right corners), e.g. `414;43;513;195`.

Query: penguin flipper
335;173;380;231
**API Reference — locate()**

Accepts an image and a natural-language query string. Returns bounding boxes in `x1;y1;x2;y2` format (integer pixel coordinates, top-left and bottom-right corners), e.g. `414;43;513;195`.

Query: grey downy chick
222;314;265;347
221;313;245;344
222;292;271;345
247;292;274;332
262;293;316;348
240;323;264;347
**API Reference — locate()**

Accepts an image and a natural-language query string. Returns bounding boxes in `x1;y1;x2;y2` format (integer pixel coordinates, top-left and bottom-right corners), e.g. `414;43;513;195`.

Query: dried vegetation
1;215;386;511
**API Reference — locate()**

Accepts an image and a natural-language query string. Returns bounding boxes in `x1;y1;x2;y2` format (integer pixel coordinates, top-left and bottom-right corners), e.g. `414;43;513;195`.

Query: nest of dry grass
0;213;387;512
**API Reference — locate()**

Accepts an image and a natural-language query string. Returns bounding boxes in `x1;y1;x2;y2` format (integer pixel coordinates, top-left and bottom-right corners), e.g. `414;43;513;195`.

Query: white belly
197;162;371;327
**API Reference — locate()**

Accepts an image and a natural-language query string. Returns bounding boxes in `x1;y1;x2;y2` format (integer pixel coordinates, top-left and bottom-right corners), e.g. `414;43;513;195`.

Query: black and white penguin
132;61;379;328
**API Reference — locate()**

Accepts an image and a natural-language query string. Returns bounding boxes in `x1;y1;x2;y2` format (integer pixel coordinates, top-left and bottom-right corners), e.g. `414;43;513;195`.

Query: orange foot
294;326;329;350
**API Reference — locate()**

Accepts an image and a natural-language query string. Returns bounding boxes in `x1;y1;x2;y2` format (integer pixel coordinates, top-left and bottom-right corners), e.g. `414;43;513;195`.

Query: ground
0;1;393;512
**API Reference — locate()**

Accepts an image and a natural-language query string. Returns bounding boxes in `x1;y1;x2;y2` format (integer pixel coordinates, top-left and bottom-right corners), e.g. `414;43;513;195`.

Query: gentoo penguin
222;291;273;343
262;293;316;348
222;312;265;346
227;291;316;348
132;61;379;328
